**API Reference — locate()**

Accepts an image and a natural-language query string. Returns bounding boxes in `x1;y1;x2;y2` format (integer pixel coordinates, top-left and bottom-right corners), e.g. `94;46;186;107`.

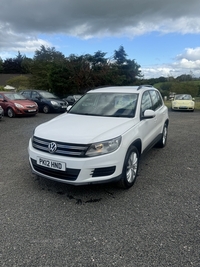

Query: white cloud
0;0;200;78
176;47;200;61
142;47;200;79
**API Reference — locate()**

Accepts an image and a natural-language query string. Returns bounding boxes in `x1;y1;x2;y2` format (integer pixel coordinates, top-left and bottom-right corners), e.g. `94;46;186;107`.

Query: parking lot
1;111;200;267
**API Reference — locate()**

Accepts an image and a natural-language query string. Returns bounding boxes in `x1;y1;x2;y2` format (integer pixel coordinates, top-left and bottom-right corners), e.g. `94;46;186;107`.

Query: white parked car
28;85;169;189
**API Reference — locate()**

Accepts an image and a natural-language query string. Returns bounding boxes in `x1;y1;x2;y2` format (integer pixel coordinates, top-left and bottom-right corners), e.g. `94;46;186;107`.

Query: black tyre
118;146;139;189
156;123;168;148
7;108;15;118
43;105;50;113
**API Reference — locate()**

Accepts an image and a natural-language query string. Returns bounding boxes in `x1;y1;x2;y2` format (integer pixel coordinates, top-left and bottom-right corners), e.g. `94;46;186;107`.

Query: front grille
31;159;80;181
60;102;67;106
32;136;89;157
26;105;37;108
91;166;116;177
24;110;37;114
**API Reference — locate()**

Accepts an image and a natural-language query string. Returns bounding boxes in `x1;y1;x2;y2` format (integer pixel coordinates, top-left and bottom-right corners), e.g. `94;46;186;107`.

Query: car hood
34;113;138;144
46;98;66;103
11;99;37;106
173;100;193;104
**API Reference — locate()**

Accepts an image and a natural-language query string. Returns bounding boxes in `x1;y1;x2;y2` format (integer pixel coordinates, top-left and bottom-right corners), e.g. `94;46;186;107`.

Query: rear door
149;90;167;134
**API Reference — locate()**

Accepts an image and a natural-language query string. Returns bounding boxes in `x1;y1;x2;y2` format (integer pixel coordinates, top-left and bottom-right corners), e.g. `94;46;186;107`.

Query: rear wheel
118;146;139;189
156;123;168;148
7;108;15;118
43;105;49;113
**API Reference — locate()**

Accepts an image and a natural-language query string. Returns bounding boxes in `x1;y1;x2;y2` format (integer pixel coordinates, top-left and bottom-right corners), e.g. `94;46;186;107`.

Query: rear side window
149;90;163;111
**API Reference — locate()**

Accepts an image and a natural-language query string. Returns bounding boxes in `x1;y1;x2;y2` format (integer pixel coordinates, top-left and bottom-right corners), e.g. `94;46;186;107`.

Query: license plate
37;157;66;171
62;106;67;108
28;109;36;112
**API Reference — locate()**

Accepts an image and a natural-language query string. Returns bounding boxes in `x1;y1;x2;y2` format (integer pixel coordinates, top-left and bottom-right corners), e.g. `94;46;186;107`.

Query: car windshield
174;94;192;100
5;93;26;100
69;92;138;118
39;91;57;99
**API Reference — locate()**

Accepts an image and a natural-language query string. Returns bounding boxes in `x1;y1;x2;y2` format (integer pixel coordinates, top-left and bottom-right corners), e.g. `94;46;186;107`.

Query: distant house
4;85;16;90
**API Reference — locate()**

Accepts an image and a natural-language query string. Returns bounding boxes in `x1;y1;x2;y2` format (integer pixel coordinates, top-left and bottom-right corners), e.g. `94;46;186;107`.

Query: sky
0;0;200;79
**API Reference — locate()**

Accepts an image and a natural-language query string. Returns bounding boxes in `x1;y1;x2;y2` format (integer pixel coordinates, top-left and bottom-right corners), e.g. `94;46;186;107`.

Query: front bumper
28;139;124;185
14;107;38;115
172;106;194;110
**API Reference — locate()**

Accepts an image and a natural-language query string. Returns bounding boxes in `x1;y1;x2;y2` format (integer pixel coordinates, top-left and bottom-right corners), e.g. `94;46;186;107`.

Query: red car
0;92;38;118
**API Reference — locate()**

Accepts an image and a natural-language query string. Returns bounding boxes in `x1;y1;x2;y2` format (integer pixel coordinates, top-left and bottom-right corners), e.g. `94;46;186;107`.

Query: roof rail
137;85;153;90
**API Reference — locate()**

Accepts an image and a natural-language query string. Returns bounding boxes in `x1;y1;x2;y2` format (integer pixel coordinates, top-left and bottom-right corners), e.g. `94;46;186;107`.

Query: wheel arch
129;138;142;155
6;106;14;114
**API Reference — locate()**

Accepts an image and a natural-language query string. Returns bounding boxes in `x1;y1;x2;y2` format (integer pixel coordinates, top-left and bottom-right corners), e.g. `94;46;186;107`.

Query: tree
30;46;66;90
0;58;3;73
2;52;27;74
113;45;128;65
170;82;199;96
112;46;142;85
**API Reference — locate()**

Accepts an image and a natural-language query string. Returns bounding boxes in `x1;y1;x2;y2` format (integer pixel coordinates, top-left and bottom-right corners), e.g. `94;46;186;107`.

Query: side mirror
67;105;72;112
142;109;156;119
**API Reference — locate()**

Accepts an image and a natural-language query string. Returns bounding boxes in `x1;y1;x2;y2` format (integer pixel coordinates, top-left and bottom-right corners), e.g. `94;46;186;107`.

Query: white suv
28;86;169;189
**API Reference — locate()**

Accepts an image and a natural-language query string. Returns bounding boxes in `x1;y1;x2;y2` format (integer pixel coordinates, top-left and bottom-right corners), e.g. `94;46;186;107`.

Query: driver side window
141;91;152;114
32;91;40;99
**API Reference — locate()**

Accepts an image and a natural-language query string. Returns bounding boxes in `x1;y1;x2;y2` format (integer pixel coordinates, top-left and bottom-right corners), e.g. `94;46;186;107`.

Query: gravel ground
0;110;200;267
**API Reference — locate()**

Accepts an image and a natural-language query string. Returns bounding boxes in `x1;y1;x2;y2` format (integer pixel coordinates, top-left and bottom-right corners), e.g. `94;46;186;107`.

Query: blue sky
1;0;200;79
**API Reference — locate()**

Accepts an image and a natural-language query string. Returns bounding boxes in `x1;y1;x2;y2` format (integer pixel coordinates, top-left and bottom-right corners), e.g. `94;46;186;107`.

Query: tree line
0;45;142;97
0;45;199;97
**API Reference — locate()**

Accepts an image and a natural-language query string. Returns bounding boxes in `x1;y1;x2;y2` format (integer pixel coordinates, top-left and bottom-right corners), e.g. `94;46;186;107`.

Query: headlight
51;101;59;106
86;136;121;157
14;103;24;108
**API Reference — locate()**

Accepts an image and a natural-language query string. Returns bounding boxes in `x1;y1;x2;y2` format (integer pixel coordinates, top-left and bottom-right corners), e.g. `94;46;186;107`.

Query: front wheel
118;146;139;189
43;105;50;113
156;123;168;148
7;108;15;118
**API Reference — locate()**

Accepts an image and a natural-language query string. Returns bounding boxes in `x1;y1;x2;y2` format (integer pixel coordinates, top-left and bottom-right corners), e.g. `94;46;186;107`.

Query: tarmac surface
0;110;200;267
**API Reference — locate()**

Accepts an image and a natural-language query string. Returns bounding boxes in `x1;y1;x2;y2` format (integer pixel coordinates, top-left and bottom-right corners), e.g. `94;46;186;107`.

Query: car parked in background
0;105;4;120
171;94;195;111
20;90;68;113
0;92;38;118
64;95;82;105
28;85;169;189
